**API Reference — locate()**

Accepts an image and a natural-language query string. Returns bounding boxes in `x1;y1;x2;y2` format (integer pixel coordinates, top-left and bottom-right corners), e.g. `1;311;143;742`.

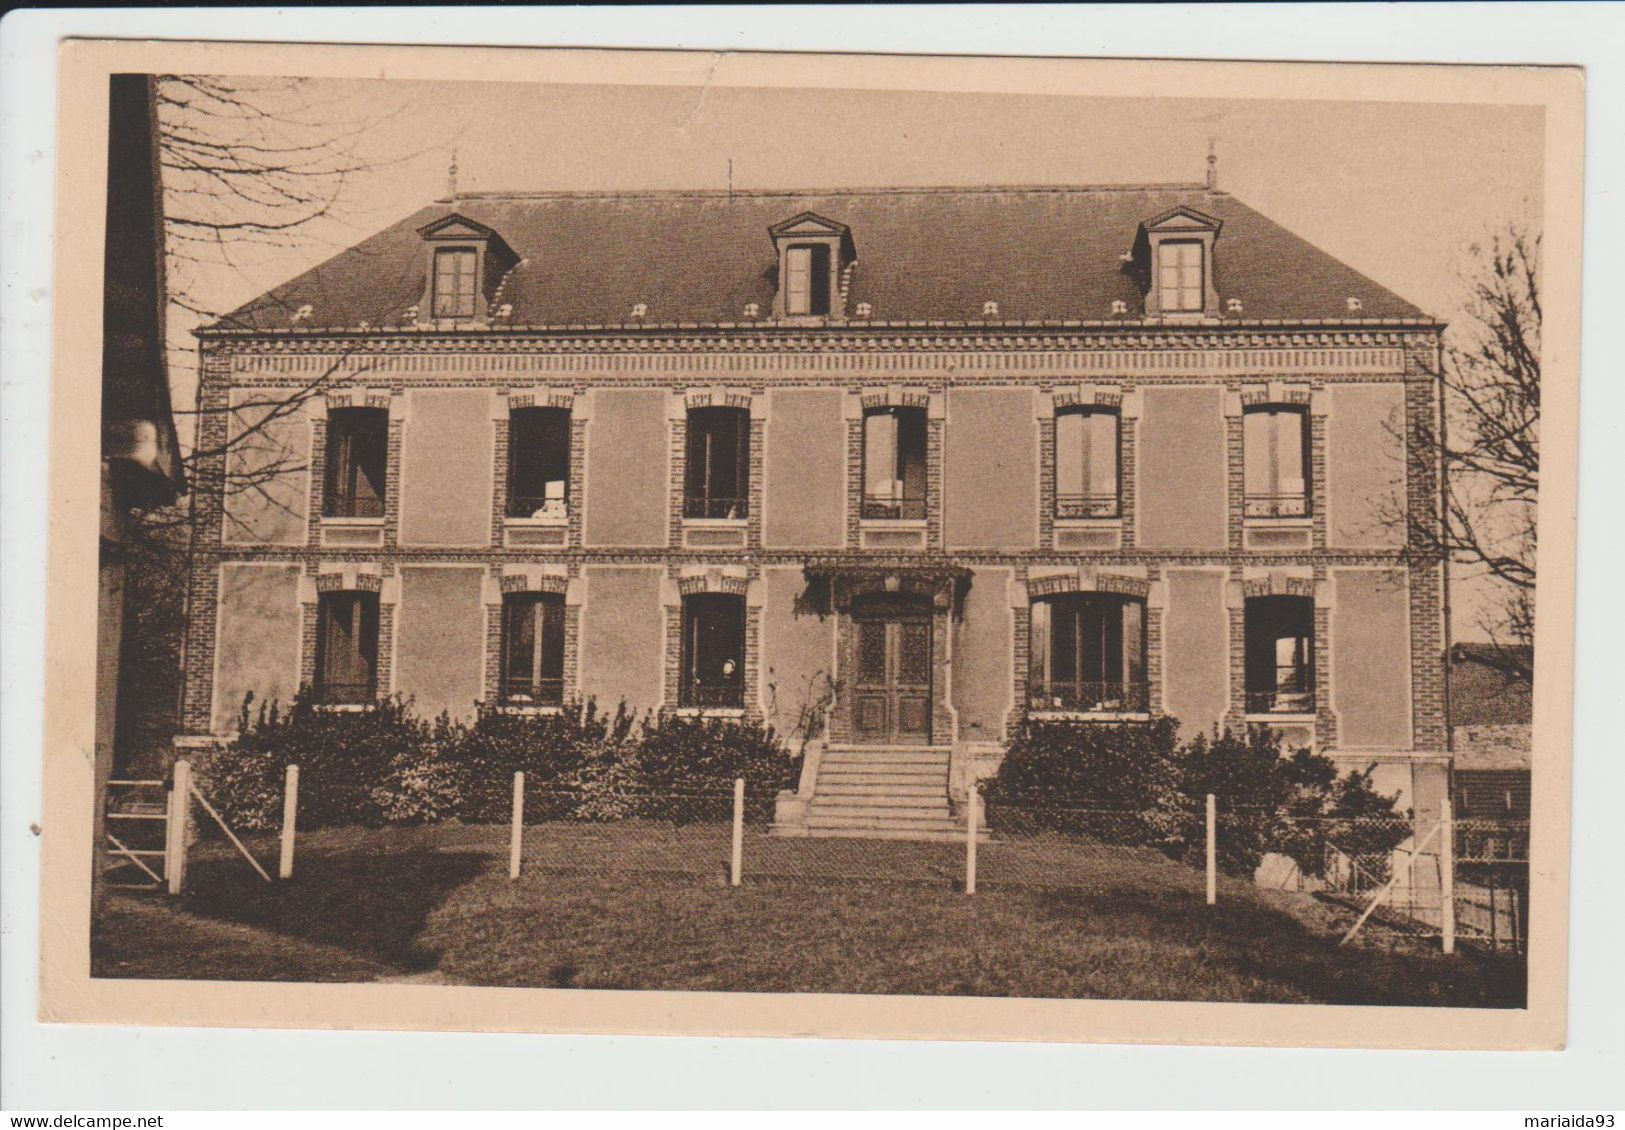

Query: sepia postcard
41;38;1581;1050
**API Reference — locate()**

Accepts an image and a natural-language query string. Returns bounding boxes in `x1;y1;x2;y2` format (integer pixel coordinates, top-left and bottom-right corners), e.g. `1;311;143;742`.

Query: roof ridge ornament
1206;137;1218;191
447;147;459;200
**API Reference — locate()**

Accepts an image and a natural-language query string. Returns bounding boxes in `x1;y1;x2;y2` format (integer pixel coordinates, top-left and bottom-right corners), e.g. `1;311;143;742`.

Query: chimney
1206;137;1218;191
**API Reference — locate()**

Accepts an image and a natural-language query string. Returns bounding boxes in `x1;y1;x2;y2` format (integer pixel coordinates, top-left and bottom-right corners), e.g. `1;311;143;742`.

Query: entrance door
852;605;932;744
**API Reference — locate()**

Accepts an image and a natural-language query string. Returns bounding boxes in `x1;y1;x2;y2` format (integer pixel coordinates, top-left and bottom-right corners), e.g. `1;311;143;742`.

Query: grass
92;822;1526;1006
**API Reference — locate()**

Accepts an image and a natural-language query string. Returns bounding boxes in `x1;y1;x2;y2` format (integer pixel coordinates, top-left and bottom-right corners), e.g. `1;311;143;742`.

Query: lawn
92;822;1526;1006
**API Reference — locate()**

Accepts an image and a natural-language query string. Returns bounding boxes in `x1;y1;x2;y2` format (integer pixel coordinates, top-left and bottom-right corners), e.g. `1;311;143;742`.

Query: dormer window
415;212;515;324
432;248;478;318
1136;205;1222;319
769;212;854;321
785;245;831;316
1157;240;1204;313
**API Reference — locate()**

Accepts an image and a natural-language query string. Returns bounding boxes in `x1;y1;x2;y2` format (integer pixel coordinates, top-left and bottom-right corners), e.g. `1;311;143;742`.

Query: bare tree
1410;224;1540;683
118;75;430;767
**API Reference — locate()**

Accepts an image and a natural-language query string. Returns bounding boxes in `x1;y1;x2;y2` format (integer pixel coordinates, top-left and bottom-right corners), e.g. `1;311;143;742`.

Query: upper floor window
862;406;927;520
323;407;387;518
680;593;745;709
1244;594;1315;715
1157;240;1204;313
1243;404;1311;518
1055;407;1121;519
314;590;379;705
501;592;565;707
784;244;831;316
1029;593;1147;714
507;406;570;519
431;247;478;318
684;406;750;520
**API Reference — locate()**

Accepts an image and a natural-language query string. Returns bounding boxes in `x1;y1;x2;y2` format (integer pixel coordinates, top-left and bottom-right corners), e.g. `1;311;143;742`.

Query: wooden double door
851;599;932;744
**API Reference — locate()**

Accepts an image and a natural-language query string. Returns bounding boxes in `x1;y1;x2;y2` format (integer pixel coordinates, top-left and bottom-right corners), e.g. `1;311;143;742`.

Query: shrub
456;698;638;822
197;691;468;830
981;716;1410;878
980;716;1185;846
630;713;799;823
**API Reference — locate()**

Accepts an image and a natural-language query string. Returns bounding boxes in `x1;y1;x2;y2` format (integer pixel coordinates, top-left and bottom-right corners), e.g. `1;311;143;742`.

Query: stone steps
786;825;979;843
781;744;962;840
816;781;947;798
808;801;953;821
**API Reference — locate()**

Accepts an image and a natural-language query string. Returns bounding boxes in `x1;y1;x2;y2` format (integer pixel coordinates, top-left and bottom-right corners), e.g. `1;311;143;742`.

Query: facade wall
757;566;836;738
943;389;1039;549
180;333;1447;765
1137;386;1227;549
578;566;665;716
1330;567;1414;749
583;389;668;547
1160;568;1229;737
763;388;846;549
398;389;494;547
1326;384;1406;549
394;565;486;722
212;563;302;732
954;567;1015;746
223;387;309;546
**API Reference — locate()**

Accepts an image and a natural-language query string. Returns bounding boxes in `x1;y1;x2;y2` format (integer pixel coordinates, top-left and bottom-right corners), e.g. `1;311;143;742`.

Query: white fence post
730;777;745;887
167;759;191;895
965;784;978;895
1441;799;1456;955
1205;793;1217;906
509;771;525;880
279;764;299;880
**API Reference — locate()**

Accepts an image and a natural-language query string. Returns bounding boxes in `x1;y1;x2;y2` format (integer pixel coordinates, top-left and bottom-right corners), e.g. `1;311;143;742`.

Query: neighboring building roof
1450;643;1534;726
1453;725;1532;773
212;184;1433;333
1449;643;1533;774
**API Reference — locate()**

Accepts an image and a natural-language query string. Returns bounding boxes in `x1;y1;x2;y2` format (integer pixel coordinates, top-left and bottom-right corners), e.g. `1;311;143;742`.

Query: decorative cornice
199;322;1443;349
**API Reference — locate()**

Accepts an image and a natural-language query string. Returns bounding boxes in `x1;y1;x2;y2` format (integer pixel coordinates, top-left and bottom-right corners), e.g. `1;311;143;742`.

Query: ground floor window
680;593;746;708
1029;593;1147;713
501;592;565;705
1245;594;1315;714
314;591;379;704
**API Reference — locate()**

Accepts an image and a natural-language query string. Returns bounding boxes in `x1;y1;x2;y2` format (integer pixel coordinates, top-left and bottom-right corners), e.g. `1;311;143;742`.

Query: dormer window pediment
1142;205;1223;235
417;214;500;242
415;211;516;326
769;211;855;322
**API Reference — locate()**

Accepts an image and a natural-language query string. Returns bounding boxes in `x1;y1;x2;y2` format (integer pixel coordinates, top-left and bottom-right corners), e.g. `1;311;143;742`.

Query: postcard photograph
42;40;1581;1049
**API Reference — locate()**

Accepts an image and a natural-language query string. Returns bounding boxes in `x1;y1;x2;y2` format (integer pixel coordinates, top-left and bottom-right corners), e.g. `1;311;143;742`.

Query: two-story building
177;174;1448;837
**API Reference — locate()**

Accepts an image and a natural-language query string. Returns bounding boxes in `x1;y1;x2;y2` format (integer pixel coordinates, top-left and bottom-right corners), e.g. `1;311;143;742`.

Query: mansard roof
212;183;1431;332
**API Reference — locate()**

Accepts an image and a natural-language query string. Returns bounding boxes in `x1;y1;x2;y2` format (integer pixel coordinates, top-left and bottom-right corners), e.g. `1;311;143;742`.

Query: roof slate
215;184;1429;332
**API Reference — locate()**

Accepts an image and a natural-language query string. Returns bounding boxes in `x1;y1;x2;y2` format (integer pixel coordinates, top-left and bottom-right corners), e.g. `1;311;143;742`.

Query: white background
3;4;1622;1111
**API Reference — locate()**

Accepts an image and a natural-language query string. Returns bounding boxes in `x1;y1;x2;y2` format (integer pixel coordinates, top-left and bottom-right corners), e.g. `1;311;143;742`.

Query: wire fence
163;760;1530;955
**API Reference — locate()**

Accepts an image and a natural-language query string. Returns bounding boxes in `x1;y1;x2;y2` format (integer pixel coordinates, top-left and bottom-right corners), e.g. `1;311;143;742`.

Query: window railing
861;494;927;520
1244;493;1310;518
312;681;376;706
323;494;385;519
683;495;748;520
507;495;568;520
1029;680;1149;714
679;683;745;709
1245;688;1316;715
501;677;565;706
1055;493;1120;520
